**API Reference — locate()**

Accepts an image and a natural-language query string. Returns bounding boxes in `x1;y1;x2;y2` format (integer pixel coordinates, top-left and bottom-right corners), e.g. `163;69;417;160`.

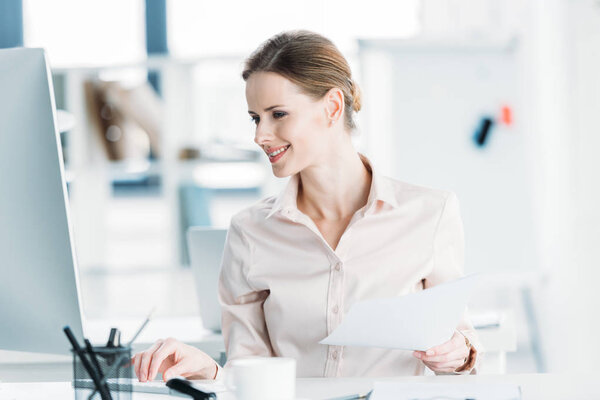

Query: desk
1;374;599;399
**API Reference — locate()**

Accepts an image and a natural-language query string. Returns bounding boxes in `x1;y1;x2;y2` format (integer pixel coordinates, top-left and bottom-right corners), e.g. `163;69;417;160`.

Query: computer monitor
0;48;84;354
187;227;228;332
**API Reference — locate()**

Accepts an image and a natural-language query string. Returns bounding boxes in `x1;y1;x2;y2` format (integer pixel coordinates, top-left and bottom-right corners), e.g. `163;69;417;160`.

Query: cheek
275;112;327;167
277;118;309;147
291;112;325;144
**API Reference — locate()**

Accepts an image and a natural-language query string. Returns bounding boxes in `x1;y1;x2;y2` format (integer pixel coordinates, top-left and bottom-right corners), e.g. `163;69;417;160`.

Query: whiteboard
359;39;536;274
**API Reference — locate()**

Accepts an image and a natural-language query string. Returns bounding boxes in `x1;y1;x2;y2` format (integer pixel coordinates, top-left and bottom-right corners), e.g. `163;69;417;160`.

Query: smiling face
246;71;334;178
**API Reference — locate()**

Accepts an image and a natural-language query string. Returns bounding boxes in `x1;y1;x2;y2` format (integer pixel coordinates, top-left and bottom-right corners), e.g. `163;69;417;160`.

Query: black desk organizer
72;345;132;400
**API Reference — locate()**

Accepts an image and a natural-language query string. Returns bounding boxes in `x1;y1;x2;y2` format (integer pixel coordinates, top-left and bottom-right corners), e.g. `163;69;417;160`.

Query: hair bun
350;80;362;113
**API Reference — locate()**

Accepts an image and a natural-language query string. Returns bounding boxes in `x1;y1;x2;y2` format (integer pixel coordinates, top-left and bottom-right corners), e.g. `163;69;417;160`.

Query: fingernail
141;373;146;381
426;350;434;356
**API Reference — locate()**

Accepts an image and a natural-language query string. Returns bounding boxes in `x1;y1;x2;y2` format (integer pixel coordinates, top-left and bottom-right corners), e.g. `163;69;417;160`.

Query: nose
254;120;273;147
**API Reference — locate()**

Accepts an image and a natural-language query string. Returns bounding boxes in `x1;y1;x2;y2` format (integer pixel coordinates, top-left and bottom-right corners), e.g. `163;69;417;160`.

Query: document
370;382;521;400
320;274;480;351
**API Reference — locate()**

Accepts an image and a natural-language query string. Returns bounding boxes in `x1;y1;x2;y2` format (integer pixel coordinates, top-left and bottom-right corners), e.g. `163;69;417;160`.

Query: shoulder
229;195;278;230
382;175;457;211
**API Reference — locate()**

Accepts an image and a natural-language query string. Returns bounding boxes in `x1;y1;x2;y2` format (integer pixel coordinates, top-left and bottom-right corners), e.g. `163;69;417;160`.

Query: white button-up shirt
218;154;480;377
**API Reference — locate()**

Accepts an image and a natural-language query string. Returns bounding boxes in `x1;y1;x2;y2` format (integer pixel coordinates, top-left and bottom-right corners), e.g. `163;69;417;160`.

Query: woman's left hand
412;331;470;373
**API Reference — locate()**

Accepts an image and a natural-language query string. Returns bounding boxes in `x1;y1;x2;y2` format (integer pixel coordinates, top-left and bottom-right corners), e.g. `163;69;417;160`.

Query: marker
107;328;118;348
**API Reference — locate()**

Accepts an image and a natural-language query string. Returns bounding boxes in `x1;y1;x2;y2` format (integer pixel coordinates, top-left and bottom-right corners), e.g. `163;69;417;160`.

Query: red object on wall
500;105;513;126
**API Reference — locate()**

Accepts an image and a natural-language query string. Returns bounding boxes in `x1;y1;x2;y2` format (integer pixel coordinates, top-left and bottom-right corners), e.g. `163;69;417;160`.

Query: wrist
455;334;474;373
187;361;219;380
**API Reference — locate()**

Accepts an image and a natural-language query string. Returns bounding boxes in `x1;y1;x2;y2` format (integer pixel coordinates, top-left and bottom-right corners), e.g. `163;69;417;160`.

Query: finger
421;345;469;363
425;331;463;356
139;340;164;382
133;353;142;381
423;358;465;372
148;339;179;381
135;352;149;381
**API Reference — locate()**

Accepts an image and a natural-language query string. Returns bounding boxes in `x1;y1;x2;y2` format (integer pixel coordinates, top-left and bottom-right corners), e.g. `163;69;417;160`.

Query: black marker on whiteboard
474;116;494;147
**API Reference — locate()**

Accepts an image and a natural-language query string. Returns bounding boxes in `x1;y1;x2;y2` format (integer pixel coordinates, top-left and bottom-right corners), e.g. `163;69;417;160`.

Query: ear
323;87;344;126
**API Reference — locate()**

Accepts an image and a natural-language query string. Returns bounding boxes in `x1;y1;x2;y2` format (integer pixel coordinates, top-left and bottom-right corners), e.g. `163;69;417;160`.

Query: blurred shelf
65;157;267;191
358;35;519;53
51;54;246;74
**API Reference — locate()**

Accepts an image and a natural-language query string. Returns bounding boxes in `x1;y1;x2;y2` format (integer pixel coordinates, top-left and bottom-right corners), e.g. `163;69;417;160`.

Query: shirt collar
265;153;399;219
265;173;301;219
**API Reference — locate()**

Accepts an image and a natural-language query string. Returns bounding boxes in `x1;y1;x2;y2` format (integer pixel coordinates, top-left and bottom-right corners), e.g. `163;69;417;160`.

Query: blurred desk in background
473;310;517;374
0;316;223;382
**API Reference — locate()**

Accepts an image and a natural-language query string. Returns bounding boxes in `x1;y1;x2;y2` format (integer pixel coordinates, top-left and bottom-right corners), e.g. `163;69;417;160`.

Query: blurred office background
2;0;599;374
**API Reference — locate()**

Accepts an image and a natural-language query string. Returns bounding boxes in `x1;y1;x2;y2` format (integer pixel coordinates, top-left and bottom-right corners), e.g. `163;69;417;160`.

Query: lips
266;145;290;156
267;145;290;163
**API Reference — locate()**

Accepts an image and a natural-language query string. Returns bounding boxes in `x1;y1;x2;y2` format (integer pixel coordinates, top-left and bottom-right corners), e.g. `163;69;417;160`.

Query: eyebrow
248;104;284;114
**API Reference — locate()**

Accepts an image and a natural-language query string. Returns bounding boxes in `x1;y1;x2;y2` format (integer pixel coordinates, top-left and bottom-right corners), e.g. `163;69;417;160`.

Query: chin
271;163;298;179
272;168;290;178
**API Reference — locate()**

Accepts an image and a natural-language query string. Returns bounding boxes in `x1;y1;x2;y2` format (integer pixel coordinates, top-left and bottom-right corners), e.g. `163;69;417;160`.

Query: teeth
269;146;289;157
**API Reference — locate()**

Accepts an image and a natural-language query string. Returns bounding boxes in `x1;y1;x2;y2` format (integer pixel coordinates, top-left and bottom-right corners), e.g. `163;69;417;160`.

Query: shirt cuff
213;362;224;381
454;330;482;375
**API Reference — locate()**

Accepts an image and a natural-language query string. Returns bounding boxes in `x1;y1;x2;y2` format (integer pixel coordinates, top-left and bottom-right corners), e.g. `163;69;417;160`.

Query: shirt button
335;262;342;271
332;305;339;314
332;351;338;360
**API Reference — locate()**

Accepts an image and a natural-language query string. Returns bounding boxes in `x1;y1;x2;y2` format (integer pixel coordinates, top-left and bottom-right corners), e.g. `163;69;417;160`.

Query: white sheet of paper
370;382;521;400
320;274;480;351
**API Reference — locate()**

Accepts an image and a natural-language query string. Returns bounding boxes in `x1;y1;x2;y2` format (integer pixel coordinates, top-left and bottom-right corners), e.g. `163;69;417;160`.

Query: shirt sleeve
218;216;274;364
424;192;483;375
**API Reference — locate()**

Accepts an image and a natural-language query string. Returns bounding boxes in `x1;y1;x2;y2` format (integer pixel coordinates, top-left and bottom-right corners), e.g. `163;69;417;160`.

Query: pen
100;307;158;382
85;338;104;379
107;328;117;348
63;326;113;400
126;306;157;347
85;338;115;399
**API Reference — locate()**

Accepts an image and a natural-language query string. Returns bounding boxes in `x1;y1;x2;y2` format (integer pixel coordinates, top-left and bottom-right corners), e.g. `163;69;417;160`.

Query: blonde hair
242;30;362;131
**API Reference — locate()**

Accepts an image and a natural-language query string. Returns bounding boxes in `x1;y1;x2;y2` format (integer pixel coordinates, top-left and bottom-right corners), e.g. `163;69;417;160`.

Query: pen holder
72;345;132;400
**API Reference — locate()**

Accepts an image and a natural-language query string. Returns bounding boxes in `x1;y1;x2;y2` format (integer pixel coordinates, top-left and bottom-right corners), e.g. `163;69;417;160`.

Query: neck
297;145;372;221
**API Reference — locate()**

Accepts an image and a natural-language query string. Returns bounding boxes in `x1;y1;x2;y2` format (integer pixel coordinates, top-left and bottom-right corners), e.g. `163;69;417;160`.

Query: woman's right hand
132;337;218;382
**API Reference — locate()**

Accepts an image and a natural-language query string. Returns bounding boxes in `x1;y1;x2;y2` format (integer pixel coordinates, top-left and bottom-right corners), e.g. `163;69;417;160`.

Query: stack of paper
371;382;521;400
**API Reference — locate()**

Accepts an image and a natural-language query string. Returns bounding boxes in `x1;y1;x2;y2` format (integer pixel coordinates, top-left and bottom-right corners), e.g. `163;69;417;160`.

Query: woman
133;30;481;382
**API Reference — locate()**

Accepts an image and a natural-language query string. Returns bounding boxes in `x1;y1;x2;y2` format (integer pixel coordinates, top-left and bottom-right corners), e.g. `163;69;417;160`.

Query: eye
273;111;287;119
250;115;259;125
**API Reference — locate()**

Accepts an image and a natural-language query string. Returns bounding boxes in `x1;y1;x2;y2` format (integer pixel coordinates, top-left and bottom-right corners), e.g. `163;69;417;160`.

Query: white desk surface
1;373;599;400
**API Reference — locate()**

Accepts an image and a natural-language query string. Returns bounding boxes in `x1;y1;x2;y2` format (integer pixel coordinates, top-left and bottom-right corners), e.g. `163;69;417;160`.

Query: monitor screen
0;48;84;354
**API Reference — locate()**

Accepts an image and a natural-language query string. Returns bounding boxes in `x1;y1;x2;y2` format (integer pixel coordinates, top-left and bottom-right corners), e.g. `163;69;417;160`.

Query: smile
268;145;290;163
268;145;290;158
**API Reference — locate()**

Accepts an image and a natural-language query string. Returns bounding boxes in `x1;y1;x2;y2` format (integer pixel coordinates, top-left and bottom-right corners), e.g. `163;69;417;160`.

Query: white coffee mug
225;357;296;400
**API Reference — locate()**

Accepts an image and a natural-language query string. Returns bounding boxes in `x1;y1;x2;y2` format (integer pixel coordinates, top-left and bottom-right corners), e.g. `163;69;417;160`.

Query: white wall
535;0;600;372
361;0;600;372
